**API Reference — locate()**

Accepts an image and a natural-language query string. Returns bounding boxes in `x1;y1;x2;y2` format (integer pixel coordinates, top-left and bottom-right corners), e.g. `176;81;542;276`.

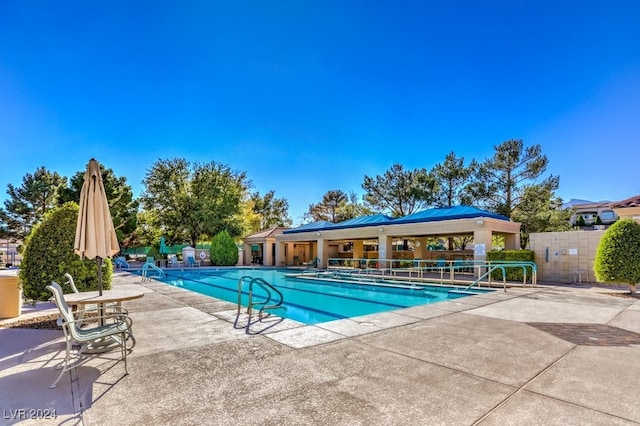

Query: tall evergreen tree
335;191;373;221
0;166;66;239
306;190;349;222
512;185;572;248
467;139;559;218
432;152;474;249
432;151;472;207
362;163;437;217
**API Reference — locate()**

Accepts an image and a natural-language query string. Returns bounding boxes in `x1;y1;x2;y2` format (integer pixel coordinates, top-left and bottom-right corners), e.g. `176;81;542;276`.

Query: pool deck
1;270;640;425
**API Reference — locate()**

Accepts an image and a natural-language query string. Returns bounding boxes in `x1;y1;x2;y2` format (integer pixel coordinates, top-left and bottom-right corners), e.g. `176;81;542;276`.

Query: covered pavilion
273;206;521;270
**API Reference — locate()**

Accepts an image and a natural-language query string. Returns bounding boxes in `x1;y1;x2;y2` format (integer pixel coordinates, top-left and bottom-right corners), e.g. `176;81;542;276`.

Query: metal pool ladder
141;262;164;281
235;276;285;334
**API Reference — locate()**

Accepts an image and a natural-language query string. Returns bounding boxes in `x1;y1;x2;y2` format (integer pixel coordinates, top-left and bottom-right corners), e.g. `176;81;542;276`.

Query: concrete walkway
1;271;640;425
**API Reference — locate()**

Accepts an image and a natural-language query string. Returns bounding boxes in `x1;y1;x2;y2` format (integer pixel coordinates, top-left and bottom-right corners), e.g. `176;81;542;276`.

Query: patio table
64;289;144;352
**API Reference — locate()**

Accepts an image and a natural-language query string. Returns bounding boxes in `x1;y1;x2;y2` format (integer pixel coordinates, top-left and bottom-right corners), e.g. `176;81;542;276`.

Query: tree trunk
629;284;637;296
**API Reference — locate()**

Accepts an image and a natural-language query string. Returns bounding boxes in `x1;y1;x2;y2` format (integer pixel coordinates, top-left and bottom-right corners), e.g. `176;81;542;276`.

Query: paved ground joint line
471;342;639;425
355;333;519;391
606;301;637;327
471;346;579;425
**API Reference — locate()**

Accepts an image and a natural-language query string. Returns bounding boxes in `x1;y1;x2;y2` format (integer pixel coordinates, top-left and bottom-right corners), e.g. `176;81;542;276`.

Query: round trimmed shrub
210;230;238;266
19;202;113;301
594;219;640;294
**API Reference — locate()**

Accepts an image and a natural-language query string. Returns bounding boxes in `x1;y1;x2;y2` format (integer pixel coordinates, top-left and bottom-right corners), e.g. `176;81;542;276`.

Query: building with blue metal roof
265;206;521;270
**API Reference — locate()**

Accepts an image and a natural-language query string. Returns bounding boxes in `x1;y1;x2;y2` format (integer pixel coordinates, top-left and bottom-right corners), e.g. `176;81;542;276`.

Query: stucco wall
529;230;605;283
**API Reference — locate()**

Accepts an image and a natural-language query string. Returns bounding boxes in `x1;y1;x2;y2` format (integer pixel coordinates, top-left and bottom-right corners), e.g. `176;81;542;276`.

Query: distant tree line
0;139;573;250
306;140;571;247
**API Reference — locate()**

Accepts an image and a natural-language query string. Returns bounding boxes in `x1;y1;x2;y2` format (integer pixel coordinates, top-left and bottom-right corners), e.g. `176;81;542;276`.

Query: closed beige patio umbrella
74;158;119;295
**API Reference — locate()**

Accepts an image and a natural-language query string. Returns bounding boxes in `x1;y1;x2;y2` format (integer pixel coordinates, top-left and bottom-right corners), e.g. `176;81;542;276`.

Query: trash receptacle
0;276;22;318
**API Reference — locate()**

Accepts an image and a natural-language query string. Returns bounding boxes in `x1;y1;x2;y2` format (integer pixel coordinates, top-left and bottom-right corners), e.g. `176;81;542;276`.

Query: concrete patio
1;270;639;425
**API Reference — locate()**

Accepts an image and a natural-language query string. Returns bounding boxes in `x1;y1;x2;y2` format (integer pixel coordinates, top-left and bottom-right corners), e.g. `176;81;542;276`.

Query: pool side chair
453;259;463;274
304;257;320;269
114;256;129;269
187;256;201;267
63;273;127;320
64;273;80;293
47;282;132;389
168;254;182;268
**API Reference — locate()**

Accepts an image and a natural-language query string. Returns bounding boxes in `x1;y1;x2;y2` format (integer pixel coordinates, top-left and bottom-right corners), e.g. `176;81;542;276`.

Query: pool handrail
141;262;164;281
236;275;284;334
326;258;537;287
464;265;507;292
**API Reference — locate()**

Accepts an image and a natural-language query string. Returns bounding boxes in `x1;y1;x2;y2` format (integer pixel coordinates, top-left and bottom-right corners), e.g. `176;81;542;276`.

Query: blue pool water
155;268;485;325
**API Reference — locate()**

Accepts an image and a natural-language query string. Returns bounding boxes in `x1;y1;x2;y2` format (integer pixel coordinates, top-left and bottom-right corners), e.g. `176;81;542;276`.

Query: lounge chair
453;259;463;274
46;282;132;389
303;257;320;269
186;256;200;267
114;256;129;269
168;254;182;268
453;259;472;274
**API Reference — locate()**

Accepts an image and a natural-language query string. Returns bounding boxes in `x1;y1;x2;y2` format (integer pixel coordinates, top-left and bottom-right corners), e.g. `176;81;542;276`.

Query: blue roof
391;206;510;225
282;206;509;234
283;221;334;234
330;214;393;230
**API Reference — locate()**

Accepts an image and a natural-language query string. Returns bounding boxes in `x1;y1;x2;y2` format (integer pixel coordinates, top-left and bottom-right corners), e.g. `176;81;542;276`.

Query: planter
0;276;22;318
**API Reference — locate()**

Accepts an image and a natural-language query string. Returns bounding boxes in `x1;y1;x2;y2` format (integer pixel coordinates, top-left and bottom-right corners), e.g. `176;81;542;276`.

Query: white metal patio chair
46;282;133;389
168;254;182;268
63;273;126;320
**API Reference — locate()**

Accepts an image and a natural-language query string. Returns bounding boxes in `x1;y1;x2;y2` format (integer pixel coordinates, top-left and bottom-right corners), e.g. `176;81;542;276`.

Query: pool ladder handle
141;262;165;282
236;276;284;333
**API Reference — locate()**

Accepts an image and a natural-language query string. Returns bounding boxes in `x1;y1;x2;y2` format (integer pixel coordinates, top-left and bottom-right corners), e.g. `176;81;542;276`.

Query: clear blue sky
1;1;638;225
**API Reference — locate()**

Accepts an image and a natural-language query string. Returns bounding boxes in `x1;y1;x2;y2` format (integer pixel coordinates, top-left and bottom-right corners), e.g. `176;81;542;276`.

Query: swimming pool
155;268;487;325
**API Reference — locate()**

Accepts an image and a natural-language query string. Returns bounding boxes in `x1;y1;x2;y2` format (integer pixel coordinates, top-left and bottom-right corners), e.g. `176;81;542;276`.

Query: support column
286;242;295;265
353;240;364;262
316;239;330;269
275;242;284;267
504;233;520;250
263;240;273;266
413;238;426;260
378;234;393;269
473;228;493;278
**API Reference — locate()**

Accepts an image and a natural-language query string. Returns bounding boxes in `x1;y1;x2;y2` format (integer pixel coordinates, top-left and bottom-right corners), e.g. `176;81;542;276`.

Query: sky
1;1;639;225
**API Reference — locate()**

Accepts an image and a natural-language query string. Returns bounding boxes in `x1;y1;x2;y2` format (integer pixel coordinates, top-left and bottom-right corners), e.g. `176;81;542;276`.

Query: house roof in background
611;194;640;209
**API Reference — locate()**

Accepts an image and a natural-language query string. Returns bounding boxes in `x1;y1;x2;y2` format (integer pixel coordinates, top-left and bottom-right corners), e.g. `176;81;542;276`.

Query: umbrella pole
97;257;103;296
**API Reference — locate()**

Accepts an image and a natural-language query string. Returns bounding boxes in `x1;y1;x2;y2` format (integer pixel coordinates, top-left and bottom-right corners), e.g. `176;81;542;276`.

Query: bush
19;202;113;301
486;250;535;282
594;219;640;294
210;230;238;266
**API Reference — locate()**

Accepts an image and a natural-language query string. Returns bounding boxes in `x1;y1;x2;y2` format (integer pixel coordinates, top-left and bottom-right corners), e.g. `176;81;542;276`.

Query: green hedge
594;219;640;290
19;202;113;301
210;230;238;266
486;250;535;282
